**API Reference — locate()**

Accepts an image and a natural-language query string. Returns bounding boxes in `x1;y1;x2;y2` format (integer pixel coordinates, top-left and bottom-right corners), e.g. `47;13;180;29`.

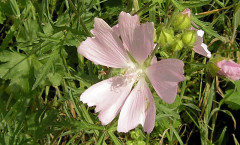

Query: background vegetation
0;0;240;144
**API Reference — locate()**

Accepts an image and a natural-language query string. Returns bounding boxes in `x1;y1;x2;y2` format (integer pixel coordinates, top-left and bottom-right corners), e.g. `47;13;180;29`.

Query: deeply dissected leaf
0;51;38;95
32;47;59;90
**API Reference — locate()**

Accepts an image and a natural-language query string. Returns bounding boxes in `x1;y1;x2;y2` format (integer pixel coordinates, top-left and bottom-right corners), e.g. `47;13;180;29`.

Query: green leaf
233;2;240;29
71;120;105;131
0;10;6;24
96;132;106;145
225;91;240;110
9;0;20;17
204;79;215;121
209;108;236;129
0;1;13;16
16;18;39;43
0;21;18;51
181;1;210;8
63;31;81;47
217;126;227;145
32;47;59;90
234;80;240;90
47;73;62;86
191;16;225;42
0;51;36;95
170;125;184;145
182;103;201;111
108;131;122;145
233;134;240;145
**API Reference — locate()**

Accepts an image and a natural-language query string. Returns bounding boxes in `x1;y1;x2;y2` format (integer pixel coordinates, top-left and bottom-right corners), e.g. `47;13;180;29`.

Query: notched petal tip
193;30;211;58
119;11;136;17
197;30;204;37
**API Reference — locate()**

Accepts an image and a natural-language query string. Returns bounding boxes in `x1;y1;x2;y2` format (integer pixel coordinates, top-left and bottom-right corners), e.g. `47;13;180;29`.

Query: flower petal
143;90;156;133
117;78;156;133
151;56;157;65
131;22;155;64
146;59;185;104
80;76;134;125
118;11;139;51
112;24;120;36
78;18;130;68
193;30;211;58
118;12;154;64
182;8;191;17
217;60;240;81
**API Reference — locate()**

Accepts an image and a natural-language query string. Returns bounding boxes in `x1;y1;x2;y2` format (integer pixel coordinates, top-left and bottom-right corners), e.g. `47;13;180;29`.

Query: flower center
126;64;146;82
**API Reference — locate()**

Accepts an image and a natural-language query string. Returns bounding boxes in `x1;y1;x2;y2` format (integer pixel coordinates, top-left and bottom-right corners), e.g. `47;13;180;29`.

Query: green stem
133;1;153;15
144;43;160;67
146;134;150;145
133;0;140;12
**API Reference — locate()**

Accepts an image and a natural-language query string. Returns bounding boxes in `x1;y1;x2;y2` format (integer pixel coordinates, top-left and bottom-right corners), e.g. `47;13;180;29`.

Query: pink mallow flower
216;60;240;81
77;12;185;133
183;8;211;58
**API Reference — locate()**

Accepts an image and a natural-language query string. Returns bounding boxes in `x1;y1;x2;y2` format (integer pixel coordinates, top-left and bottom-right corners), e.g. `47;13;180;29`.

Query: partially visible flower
216;60;240;81
193;29;211;58
78;12;185;133
182;8;211;58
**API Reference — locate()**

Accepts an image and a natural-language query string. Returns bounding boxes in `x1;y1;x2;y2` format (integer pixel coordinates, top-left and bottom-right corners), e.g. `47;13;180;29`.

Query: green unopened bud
172;39;183;51
182;30;197;46
158;28;174;47
173;13;191;30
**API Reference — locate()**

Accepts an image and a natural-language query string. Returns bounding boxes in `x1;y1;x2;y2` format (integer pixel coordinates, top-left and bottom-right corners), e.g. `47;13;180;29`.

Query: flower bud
158;28;174;47
173;13;191;30
217;60;240;81
208;57;240;80
182;30;197;47
172;39;183;51
182;8;191;17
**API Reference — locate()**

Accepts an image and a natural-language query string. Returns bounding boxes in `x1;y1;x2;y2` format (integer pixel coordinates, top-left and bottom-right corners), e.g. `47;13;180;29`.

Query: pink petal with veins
78;18;130;68
146;59;185;104
118;12;154;64
117;78;156;133
80;76;134;125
